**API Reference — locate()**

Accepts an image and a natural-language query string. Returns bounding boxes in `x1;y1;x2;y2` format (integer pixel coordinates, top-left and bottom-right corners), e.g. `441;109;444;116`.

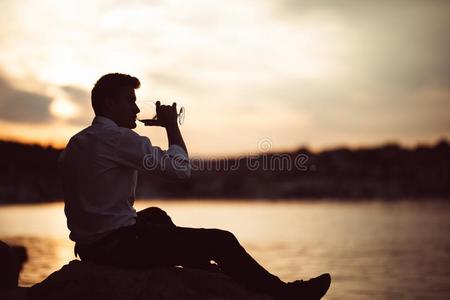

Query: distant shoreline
1;197;449;206
1;139;449;204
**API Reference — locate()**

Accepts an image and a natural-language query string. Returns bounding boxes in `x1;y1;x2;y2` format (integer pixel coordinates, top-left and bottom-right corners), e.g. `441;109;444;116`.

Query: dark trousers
75;207;285;297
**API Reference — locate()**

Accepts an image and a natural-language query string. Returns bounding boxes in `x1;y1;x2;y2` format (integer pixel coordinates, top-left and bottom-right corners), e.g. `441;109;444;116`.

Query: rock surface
0;240;21;288
29;260;273;300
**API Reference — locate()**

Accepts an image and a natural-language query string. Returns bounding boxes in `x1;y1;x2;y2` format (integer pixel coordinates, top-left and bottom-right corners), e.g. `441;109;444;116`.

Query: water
0;199;449;300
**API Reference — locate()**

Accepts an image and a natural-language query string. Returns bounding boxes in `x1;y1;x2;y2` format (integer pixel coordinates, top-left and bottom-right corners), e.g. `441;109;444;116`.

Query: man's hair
91;73;140;115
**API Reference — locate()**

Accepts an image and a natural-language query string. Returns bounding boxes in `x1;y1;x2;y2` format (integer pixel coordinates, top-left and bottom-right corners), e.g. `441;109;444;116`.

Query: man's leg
77;207;217;271
136;207;175;227
164;226;287;297
135;207;284;291
78;208;330;299
157;227;331;300
104;223;286;297
135;207;219;271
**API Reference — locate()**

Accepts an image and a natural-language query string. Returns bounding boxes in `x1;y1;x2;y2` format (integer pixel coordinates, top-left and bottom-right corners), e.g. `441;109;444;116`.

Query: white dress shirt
59;116;190;243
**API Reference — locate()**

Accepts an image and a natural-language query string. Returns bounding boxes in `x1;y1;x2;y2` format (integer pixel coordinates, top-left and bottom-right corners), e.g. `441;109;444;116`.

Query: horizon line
1;137;448;158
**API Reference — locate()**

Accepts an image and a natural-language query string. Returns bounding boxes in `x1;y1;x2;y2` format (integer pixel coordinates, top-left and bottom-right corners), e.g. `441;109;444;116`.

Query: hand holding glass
137;101;185;126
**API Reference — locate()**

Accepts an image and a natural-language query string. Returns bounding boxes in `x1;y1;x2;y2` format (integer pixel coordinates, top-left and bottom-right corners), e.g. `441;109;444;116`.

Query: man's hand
142;101;178;128
141;101;188;154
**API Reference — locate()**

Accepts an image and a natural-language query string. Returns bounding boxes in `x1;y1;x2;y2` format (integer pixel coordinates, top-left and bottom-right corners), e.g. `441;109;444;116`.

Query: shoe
279;273;331;300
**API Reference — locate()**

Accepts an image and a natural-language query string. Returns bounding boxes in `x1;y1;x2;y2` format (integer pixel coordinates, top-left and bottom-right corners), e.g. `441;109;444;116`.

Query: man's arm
165;122;188;154
115;128;190;179
127;101;190;178
142;101;187;154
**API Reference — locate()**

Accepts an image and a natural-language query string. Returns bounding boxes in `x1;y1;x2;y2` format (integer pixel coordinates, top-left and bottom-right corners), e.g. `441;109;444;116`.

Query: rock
0;287;29;300
10;246;28;268
29;260;273;300
0;240;21;288
0;241;28;300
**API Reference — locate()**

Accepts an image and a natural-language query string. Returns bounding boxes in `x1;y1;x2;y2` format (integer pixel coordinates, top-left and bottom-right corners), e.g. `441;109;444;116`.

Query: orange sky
0;0;449;156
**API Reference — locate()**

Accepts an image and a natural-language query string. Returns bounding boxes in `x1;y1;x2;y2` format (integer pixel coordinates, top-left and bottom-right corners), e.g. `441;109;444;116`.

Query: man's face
110;87;140;129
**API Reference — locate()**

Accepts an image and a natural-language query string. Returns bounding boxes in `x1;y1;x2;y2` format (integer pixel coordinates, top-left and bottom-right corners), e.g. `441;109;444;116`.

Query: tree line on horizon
0;139;449;204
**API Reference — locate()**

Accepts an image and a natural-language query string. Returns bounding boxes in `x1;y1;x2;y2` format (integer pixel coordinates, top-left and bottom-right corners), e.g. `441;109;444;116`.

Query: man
59;73;331;300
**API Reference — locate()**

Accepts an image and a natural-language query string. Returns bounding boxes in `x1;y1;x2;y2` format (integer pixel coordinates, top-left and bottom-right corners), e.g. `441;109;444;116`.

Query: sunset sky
0;0;449;156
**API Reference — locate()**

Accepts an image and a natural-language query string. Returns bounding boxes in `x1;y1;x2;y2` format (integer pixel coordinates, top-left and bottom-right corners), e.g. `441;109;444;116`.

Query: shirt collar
92;116;118;127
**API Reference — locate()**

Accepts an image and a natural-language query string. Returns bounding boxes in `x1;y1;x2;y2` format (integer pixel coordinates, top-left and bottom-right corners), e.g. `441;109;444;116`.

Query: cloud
261;0;450;145
0;0;448;152
60;85;94;125
276;0;450;89
61;85;90;103
0;73;53;123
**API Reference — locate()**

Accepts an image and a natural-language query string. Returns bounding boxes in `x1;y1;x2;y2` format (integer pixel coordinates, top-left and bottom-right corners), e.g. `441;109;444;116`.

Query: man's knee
209;229;238;246
137;207;175;227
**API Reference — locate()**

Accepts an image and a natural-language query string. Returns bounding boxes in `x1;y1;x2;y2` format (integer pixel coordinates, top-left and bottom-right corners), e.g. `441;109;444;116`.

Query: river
0;199;449;300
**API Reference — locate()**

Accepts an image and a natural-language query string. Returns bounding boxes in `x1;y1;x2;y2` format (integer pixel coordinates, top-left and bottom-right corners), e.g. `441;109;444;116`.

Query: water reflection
1;200;449;299
1;237;74;286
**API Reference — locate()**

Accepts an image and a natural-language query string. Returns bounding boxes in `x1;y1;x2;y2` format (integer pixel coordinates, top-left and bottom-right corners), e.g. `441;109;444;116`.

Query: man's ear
104;97;116;112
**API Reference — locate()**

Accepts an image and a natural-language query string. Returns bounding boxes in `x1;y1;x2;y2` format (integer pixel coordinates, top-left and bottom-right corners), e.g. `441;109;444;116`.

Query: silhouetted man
59;73;331;300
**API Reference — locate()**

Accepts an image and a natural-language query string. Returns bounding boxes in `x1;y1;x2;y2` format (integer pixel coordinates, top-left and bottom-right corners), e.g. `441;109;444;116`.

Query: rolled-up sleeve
115;129;191;179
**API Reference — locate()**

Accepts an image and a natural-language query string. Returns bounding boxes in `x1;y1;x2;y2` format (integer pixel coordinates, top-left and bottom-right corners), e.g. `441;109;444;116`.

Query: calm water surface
0;199;449;300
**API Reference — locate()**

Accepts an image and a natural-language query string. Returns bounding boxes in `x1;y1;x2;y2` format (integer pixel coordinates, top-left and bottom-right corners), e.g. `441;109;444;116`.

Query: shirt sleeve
114;128;191;179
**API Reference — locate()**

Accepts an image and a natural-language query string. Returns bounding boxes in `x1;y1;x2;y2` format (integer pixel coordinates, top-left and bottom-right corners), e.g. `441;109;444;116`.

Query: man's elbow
170;156;191;179
174;166;191;179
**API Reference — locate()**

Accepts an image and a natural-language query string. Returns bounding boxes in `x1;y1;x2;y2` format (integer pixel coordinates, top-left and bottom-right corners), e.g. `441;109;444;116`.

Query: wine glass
137;100;185;125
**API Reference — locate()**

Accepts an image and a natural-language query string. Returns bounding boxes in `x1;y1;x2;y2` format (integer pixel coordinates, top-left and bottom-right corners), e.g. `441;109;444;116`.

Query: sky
0;0;449;156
